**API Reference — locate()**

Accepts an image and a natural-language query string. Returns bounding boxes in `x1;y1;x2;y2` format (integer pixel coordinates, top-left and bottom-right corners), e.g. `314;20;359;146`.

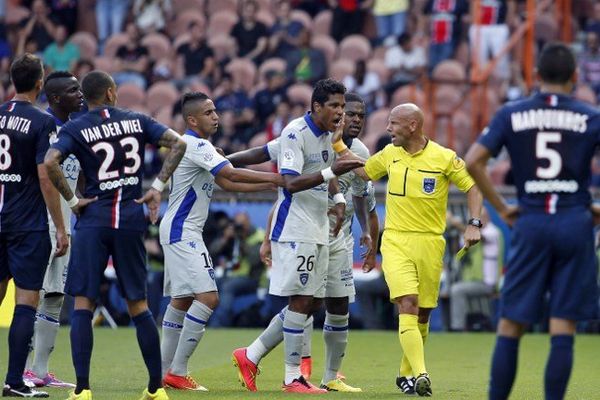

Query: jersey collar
304;112;328;137
184;128;203;139
46;107;66;127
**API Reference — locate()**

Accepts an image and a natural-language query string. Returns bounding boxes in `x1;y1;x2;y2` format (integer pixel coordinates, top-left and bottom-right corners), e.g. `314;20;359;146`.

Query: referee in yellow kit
333;103;482;397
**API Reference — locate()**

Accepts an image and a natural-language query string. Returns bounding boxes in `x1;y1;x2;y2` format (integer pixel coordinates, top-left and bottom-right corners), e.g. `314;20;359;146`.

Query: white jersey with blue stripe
269;113;334;245
159;130;230;245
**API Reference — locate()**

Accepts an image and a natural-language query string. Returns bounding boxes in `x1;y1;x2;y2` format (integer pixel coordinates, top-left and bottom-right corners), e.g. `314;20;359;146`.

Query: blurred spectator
449;210;501;331
96;0;130;48
266;99;292;141
585;2;600;37
372;0;409;44
214;73;257;144
113;23;150;89
343;60;384;113
329;0;372;43
502;62;526;102
423;0;469;73
269;0;304;58
73;59;94;81
47;0;78;35
384;32;426;96
579;31;600;99
292;0;328;17
468;0;515;79
211;213;266;327
43;25;80;72
133;0;173;35
285;28;327;85
231;0;269;64
253;69;288;127
175;22;215;87
19;0;58;52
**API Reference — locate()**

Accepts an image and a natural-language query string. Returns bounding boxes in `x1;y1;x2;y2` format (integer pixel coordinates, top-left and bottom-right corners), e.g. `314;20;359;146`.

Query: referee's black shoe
2;384;49;398
396;376;416;395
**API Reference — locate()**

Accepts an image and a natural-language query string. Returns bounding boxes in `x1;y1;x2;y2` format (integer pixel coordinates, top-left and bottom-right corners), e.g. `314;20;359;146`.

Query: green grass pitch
1;328;599;399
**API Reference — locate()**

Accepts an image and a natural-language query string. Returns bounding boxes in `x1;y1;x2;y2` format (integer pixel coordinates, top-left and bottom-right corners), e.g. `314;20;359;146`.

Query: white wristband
151;178;166;192
67;195;79;208
321;167;336;181
333;193;346;204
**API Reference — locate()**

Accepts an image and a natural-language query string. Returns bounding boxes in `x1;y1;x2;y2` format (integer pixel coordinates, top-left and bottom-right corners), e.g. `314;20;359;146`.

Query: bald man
334;103;483;396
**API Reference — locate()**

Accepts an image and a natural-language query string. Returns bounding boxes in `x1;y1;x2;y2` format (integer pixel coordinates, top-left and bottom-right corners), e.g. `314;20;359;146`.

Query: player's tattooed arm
155;129;187;183
227;146;270;167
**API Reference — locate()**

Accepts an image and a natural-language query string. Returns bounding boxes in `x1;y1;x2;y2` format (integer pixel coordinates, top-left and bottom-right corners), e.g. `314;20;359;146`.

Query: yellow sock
398;314;426;376
399;321;430;377
419;322;430;345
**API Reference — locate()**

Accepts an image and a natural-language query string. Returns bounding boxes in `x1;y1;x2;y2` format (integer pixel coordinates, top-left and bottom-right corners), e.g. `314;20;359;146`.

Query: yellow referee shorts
380;230;446;308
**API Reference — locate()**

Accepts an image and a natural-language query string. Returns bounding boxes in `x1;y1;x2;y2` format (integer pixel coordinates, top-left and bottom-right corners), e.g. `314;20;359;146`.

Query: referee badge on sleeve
422;178;436;194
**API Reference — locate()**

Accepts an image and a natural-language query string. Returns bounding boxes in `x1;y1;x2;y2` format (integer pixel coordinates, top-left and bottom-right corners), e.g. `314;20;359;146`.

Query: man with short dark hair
0;53;68;398
466;42;600;400
44;70;187;400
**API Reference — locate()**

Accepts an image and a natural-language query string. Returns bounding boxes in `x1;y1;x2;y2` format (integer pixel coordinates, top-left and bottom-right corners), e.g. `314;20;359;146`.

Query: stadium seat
154;105;174;126
451;110;472;155
141;33;172;62
207;0;238;16
363;107;389;151
367;59;390;82
575;84;597;105
248;131;268;148
146;82;180;114
172;0;205;15
290;9;313;30
391;85;426;108
187;80;213;97
372;45;387;61
535;12;559;43
432;60;466;82
116;84;146;108
173;33;192;50
5;5;29;25
103;33;129;58
256;9;275;28
225;58;257;92
128;104;150;115
433;84;462;115
69;32;98;60
168;10;206;37
207;12;239;36
311;35;338;65
313;10;333;36
258;57;286;80
93;56;117;73
339;35;371;62
286;83;313;108
208;35;236;62
329;58;355;81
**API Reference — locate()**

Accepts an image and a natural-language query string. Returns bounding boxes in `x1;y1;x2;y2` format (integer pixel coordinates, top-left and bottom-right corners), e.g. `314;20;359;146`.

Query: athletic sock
302;315;314;358
489;336;520;400
170;301;212;376
322;312;349;383
283;310;306;385
6;305;36;387
399;321;428;378
247;307;286;365
71;309;93;394
132;310;162;394
160;304;185;376
544;335;573;400
32;295;63;378
398;314;426;376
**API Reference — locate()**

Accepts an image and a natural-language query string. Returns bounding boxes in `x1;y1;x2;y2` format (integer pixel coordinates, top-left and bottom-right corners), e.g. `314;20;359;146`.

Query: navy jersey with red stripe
478;92;600;213
0;100;56;232
51;106;167;231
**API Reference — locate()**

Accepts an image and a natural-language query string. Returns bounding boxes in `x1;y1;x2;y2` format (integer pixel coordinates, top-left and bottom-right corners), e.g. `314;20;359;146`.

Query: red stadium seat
339;35;371;62
535;12;559;43
248;131;268;148
141;33;172;62
575;84;597;105
187;81;213;98
103;33;129;58
173;33;192;50
69;32;98;60
225;58;257;92
93;56;117;73
168;10;206;38
391;85;426;108
207;0;238;16
6;5;29;25
117;84;145;108
367;59;390;82
208;35;236;62
432;60;466;82
363;107;389;152
258;58;287;81
329;59;355;81
313;10;332;37
146;82;180;114
311;35;338;65
256;9;275;28
290;10;312;30
434;84;462;115
172;0;205;15
208;12;239;36
286;83;313;108
154;105;174;126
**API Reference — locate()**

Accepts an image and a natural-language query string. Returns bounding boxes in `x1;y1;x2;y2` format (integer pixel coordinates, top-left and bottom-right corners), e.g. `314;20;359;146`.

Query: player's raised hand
328;202;346;237
331;113;345;144
71;196;98;216
331;158;365;176
136;188;161;224
54;228;69;257
499;204;519;227
260;239;272;266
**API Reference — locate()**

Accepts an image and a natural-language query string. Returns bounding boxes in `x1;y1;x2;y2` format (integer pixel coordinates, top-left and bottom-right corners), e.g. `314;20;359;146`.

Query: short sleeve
446;153;475;193
188;139;230;176
36;117;56;164
278;129;303;175
477;108;509;157
265;138;280;161
364;147;389;181
140;114;169;145
51;125;76;161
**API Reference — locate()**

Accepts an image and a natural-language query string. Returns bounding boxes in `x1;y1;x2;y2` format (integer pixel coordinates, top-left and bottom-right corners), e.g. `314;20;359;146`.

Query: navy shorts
501;210;599;324
65;228;147;301
0;231;51;291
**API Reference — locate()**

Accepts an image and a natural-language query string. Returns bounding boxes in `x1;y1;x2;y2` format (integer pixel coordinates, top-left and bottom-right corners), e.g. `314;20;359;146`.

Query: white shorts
326;234;356;300
42;231;70;294
162;239;218;298
270;241;328;298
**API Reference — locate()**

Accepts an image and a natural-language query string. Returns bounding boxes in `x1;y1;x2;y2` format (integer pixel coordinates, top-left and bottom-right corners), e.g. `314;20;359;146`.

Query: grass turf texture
1;328;598;399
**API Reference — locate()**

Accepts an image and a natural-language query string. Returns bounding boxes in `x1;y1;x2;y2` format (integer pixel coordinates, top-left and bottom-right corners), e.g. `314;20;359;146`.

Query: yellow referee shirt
364;140;474;235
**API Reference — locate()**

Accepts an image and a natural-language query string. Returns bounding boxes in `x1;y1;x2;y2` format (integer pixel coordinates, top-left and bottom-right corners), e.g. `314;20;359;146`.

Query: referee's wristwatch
467;218;483;228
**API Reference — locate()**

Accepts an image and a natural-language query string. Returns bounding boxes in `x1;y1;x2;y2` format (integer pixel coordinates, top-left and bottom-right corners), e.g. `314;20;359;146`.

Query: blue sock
489;336;520;400
544;335;573;400
6;305;36;387
71;309;93;393
132;310;162;393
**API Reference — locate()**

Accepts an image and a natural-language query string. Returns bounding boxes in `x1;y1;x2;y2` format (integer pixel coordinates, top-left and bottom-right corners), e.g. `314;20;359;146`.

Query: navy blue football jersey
478;92;600;213
51;106;167;231
0;100;56;232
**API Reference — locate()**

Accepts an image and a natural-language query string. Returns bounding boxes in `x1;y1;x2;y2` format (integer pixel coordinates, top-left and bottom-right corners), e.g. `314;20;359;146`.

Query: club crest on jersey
100;109;110;119
422;178;436;194
322;150;329;162
299;272;309;286
208;268;215;280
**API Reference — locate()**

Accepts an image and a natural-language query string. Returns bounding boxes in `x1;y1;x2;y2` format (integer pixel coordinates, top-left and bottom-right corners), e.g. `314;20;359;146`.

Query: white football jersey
269;114;334;245
160;131;230;245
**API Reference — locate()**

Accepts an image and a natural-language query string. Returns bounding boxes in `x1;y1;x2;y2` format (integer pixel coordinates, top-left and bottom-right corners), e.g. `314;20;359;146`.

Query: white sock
322;312;349;383
247;307;286;365
32;295;63;378
283;310;306;385
170;300;213;376
301;315;314;358
160;304;185;377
